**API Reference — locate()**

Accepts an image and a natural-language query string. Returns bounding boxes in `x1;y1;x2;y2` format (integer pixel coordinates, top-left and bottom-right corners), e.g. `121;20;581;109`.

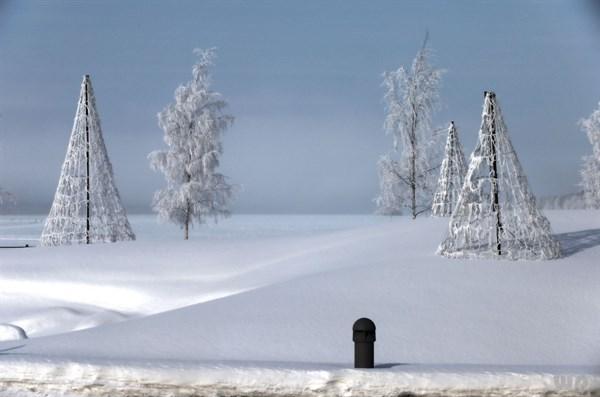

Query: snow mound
0;214;386;338
12;307;128;337
0;324;27;341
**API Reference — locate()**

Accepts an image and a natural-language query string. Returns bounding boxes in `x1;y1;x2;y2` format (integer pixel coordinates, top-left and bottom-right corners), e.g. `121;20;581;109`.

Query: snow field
0;211;599;395
0;214;386;337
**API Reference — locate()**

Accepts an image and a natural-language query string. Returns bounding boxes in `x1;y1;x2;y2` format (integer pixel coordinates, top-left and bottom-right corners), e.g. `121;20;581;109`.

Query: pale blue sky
1;1;599;213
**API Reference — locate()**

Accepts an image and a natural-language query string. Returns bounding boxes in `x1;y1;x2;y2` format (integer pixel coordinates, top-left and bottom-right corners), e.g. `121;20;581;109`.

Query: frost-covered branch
374;155;403;215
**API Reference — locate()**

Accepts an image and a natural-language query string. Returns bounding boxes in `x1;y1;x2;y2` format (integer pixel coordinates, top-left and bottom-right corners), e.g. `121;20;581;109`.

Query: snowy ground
1;211;600;395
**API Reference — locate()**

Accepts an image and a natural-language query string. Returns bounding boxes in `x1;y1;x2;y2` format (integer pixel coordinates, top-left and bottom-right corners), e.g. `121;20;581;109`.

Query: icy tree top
378;35;444;218
151;48;233;187
383;36;443;153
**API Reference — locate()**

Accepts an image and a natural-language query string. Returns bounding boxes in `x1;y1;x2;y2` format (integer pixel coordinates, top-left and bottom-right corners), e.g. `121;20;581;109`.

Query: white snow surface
0;323;27;341
1;212;600;394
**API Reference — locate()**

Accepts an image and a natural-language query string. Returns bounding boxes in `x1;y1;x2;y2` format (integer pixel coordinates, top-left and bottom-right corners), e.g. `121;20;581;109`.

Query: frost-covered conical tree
41;75;135;247
438;92;560;260
580;102;600;209
431;121;466;216
149;48;234;240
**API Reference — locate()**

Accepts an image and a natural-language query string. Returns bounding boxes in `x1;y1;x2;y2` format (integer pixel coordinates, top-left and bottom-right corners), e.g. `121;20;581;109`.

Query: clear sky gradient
1;1;599;213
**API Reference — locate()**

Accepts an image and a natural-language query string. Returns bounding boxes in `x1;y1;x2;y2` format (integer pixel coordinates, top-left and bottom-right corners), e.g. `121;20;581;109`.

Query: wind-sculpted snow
0;324;27;341
0;215;388;337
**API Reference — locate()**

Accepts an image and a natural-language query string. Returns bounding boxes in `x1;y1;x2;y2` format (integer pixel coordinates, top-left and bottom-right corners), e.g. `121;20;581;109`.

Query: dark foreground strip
0;380;596;397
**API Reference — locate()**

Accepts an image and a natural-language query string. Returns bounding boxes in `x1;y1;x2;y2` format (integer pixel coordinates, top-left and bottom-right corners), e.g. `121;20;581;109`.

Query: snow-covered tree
149;48;234;240
431;121;466;216
0;146;15;209
377;36;443;219
0;187;14;209
375;155;403;215
580;102;600;209
41;75;135;246
438;91;560;260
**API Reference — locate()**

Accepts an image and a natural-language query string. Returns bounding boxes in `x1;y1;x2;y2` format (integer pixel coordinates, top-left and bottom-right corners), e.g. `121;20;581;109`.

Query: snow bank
0;358;599;397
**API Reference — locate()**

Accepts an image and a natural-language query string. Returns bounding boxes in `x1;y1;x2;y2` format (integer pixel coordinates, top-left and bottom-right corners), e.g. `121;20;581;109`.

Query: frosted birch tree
0;145;15;209
580;102;600;209
149;48;234;240
438;91;560;260
431;121;466;216
0;187;14;209
376;36;443;219
41;75;135;246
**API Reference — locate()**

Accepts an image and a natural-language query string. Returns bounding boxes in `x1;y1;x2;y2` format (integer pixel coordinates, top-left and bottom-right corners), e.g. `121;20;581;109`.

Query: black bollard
353;318;376;368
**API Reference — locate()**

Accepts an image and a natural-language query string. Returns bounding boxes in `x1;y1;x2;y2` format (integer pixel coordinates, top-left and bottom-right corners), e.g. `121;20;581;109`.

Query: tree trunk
411;152;416;219
410;115;418;220
84;76;91;244
184;200;191;240
184;174;191;240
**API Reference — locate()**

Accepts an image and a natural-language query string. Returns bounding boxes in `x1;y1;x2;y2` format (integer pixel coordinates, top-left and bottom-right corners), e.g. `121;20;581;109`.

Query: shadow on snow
0;344;25;355
554;228;600;257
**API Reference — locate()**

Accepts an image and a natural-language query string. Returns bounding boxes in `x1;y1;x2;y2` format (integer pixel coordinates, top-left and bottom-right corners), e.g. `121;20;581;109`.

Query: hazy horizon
1;1;600;214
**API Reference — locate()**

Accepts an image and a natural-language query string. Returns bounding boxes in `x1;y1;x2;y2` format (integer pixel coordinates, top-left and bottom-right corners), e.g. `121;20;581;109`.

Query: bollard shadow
554;228;600;257
375;362;409;369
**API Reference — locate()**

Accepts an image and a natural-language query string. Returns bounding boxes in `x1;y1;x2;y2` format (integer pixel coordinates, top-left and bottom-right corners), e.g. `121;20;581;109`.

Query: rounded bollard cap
353;318;376;343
